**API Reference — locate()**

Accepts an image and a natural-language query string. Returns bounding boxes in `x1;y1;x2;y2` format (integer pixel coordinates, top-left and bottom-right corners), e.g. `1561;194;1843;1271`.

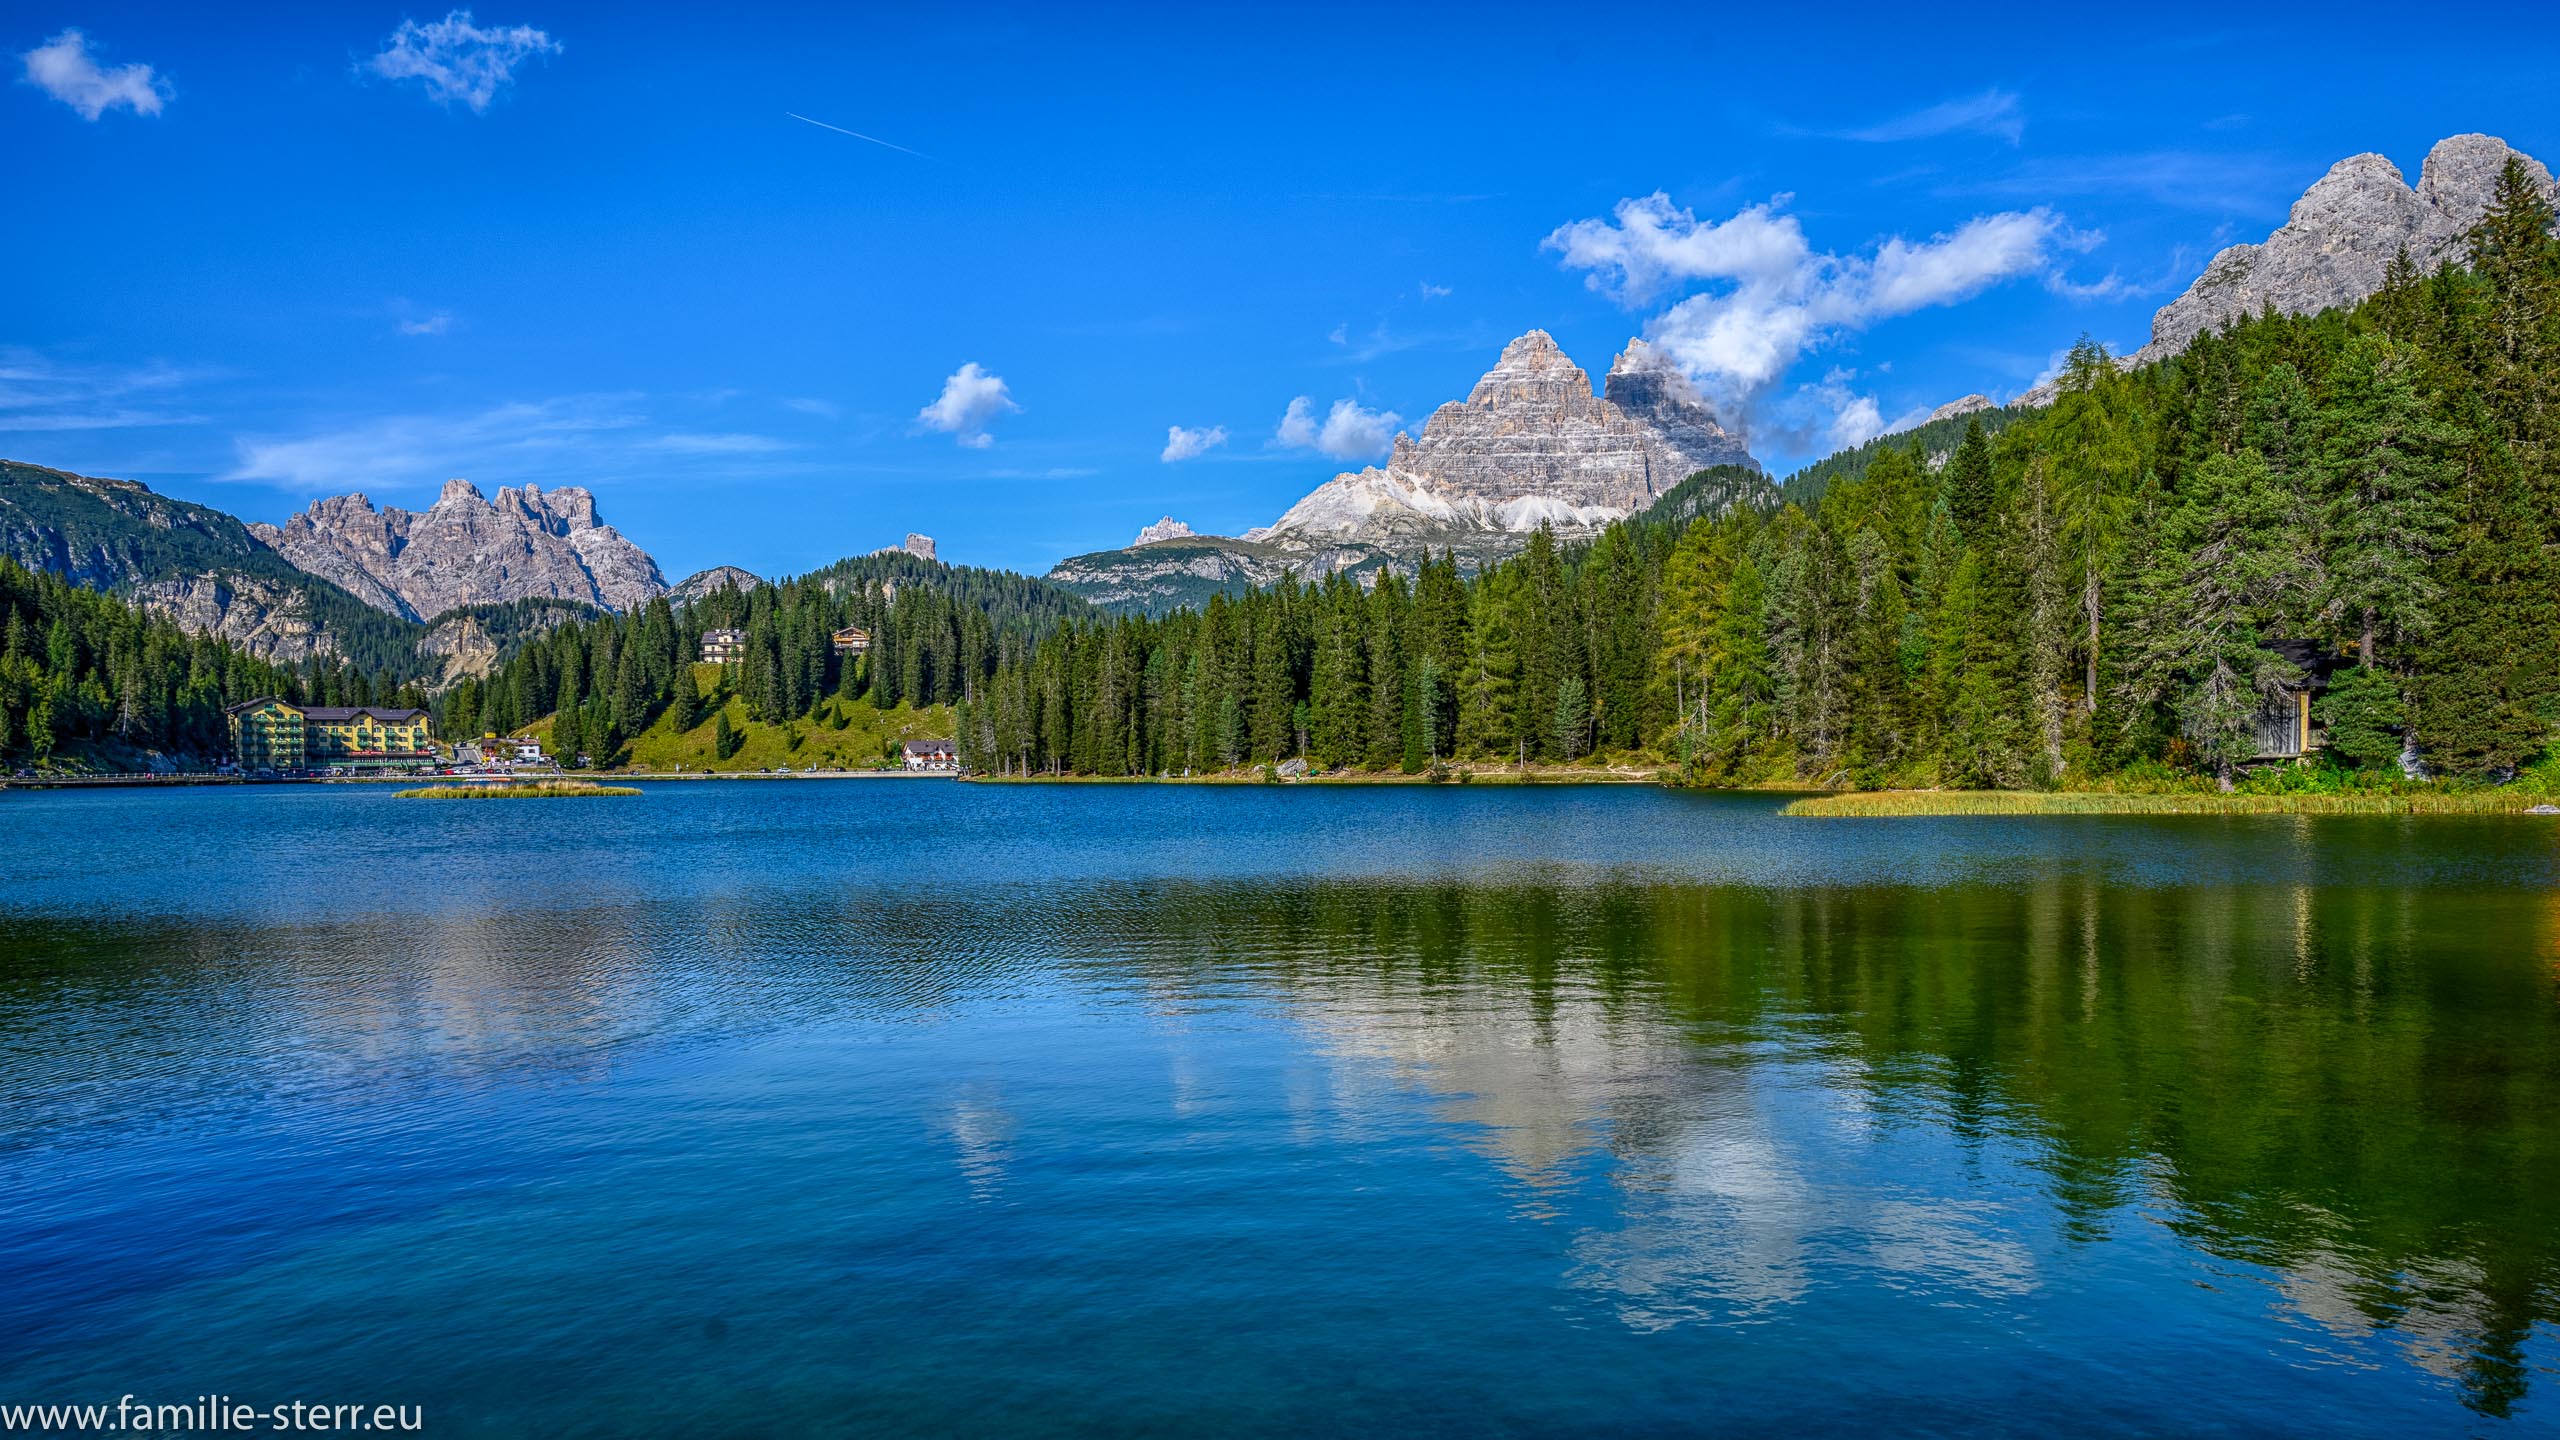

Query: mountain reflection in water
1;785;2554;1432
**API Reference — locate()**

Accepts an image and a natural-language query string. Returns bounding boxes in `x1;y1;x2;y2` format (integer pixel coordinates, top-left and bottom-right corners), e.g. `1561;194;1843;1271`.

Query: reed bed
1784;789;2553;818
396;781;643;799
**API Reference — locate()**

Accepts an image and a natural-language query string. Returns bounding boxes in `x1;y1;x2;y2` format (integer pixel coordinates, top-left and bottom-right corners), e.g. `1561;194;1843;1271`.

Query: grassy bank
1784;789;2556;817
398;780;642;799
532;665;954;774
973;762;1668;785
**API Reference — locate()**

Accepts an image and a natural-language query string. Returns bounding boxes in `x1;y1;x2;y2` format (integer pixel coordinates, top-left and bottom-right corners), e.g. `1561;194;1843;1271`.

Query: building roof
223;697;424;723
702;627;746;641
902;739;956;754
301;706;426;723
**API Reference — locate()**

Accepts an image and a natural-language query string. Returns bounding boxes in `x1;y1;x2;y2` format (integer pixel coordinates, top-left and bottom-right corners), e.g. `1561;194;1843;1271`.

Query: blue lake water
3;782;2557;1434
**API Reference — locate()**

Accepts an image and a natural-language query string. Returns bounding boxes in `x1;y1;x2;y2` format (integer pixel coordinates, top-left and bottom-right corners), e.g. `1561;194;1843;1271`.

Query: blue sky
8;2;2554;582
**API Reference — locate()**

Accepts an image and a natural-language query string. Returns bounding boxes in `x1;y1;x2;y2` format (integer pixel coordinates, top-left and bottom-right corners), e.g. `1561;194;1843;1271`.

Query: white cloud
1820;89;2024;145
782;397;841;419
224;396;642;491
648;432;790;454
1273;396;1399;462
915;362;1017;448
0;350;208;431
1546;191;2071;442
1326;323;1349;346
1160;424;1228;463
397;311;454;336
1275;396;1320;449
367;10;561;113
20;30;168;120
1419;281;1453;300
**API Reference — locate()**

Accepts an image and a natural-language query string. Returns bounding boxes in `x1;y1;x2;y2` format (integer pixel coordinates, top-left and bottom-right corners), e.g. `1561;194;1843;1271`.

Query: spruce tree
2314;336;2455;664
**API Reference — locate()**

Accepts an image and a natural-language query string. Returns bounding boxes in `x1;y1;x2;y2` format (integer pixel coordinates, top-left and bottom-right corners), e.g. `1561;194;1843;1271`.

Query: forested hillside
0;460;434;676
957;161;2560;788
1777;405;2030;509
0;557;423;768
433;553;1092;764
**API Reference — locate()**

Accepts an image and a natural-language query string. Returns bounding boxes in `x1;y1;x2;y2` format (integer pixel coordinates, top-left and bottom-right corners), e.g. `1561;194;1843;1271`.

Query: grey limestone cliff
1244;331;1763;553
252;478;667;622
2135;133;2554;367
1048;330;1769;610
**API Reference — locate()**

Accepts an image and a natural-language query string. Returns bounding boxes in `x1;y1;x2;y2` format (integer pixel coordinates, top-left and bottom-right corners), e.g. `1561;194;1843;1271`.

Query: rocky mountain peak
669;565;765;603
2134;132;2552;366
1929;394;1994;424
1466;329;1591;409
250;479;665;621
1239;331;1764;559
1132;517;1195;546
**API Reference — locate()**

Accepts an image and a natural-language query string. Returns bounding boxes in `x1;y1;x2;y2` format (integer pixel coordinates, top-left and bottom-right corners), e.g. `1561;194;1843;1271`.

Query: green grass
398;780;642;799
543;665;956;773
1784;788;2555;817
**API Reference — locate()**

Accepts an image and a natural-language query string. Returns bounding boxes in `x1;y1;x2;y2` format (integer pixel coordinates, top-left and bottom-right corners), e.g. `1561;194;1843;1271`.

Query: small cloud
2202;113;2251;132
367;10;561;113
648;432;790;454
398;311;454;336
1942;150;2291;213
20;29;168;120
222;395;643;491
782;397;841;419
1419;281;1453;300
1161;424;1228;463
1795;89;2024;146
1327;323;1349;346
978;466;1096;480
2046;271;2132;301
916;362;1018;449
1273;396;1399;462
0;349;209;431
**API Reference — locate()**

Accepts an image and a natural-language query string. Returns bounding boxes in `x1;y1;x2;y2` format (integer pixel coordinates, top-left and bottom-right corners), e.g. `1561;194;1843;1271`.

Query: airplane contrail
786;112;930;159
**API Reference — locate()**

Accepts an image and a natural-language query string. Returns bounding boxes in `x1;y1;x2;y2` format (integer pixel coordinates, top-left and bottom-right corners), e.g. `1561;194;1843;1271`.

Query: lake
3;782;2556;1434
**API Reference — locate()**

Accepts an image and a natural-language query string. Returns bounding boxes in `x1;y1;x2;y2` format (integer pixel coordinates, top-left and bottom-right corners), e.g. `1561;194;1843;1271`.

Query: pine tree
2315;336;2456;664
1551;674;1590;761
2115;452;2306;782
666;665;700;734
1456;576;1518;762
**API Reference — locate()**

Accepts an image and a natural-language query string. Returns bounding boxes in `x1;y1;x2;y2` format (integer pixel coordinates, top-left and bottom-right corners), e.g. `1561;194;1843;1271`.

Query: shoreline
1784;789;2560;818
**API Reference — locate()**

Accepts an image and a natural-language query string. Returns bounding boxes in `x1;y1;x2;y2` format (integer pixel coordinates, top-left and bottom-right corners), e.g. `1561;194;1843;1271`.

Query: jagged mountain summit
1247;332;1758;552
1998;132;2555;410
1133;517;1194;546
669;565;765;603
251;478;667;622
2134;132;2554;367
1049;331;1767;612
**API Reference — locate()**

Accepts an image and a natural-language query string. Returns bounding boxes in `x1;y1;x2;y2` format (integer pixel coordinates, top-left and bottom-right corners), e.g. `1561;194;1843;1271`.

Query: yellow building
226;699;434;772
